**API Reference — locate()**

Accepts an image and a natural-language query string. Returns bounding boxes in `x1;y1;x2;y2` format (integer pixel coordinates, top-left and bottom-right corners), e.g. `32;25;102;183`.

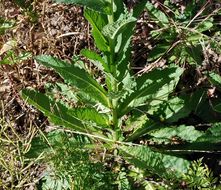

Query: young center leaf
84;8;109;52
102;15;136;41
35;55;110;108
115;0;148;81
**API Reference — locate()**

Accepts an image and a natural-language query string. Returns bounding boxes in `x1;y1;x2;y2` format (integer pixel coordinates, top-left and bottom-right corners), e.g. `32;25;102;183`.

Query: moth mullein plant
21;0;221;183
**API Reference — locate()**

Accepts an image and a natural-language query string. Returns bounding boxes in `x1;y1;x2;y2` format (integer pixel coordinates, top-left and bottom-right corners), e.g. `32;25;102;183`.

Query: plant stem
112;99;119;140
106;0;121;140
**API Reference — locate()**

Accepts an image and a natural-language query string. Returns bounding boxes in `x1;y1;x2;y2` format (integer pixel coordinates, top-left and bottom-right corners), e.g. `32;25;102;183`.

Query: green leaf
22;89;109;140
196;123;221;144
41;171;70;190
181;89;207;113
184;45;203;65
109;1;146;80
182;0;197;20
120;145;190;179
21;89;89;132
67;107;110;127
213;103;221;113
193;98;221;123
195;19;213;32
17;51;32;62
35;55;110;107
84;9;109;52
162;123;221;154
125;92;203;141
186;33;202;42
113;0;124;20
0;17;15;34
113;15;136;81
102;15;136;40
148;97;191;123
0;50;16;65
207;122;221;137
116;170;131;190
118;71;136;95
119;67;183;117
55;0;111;14
149;125;203;144
132;0;148;18
126;121;161;142
26;130;91;158
115;32;133;81
114;0;147;80
179;89;221;123
208;72;221;90
45;82;79;105
145;2;169;26
80;49;108;72
125;114;148;133
147;42;171;61
113;1;147;78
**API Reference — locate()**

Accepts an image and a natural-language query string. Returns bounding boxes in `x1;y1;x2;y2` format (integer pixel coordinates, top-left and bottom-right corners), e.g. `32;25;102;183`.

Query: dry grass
0;104;45;189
